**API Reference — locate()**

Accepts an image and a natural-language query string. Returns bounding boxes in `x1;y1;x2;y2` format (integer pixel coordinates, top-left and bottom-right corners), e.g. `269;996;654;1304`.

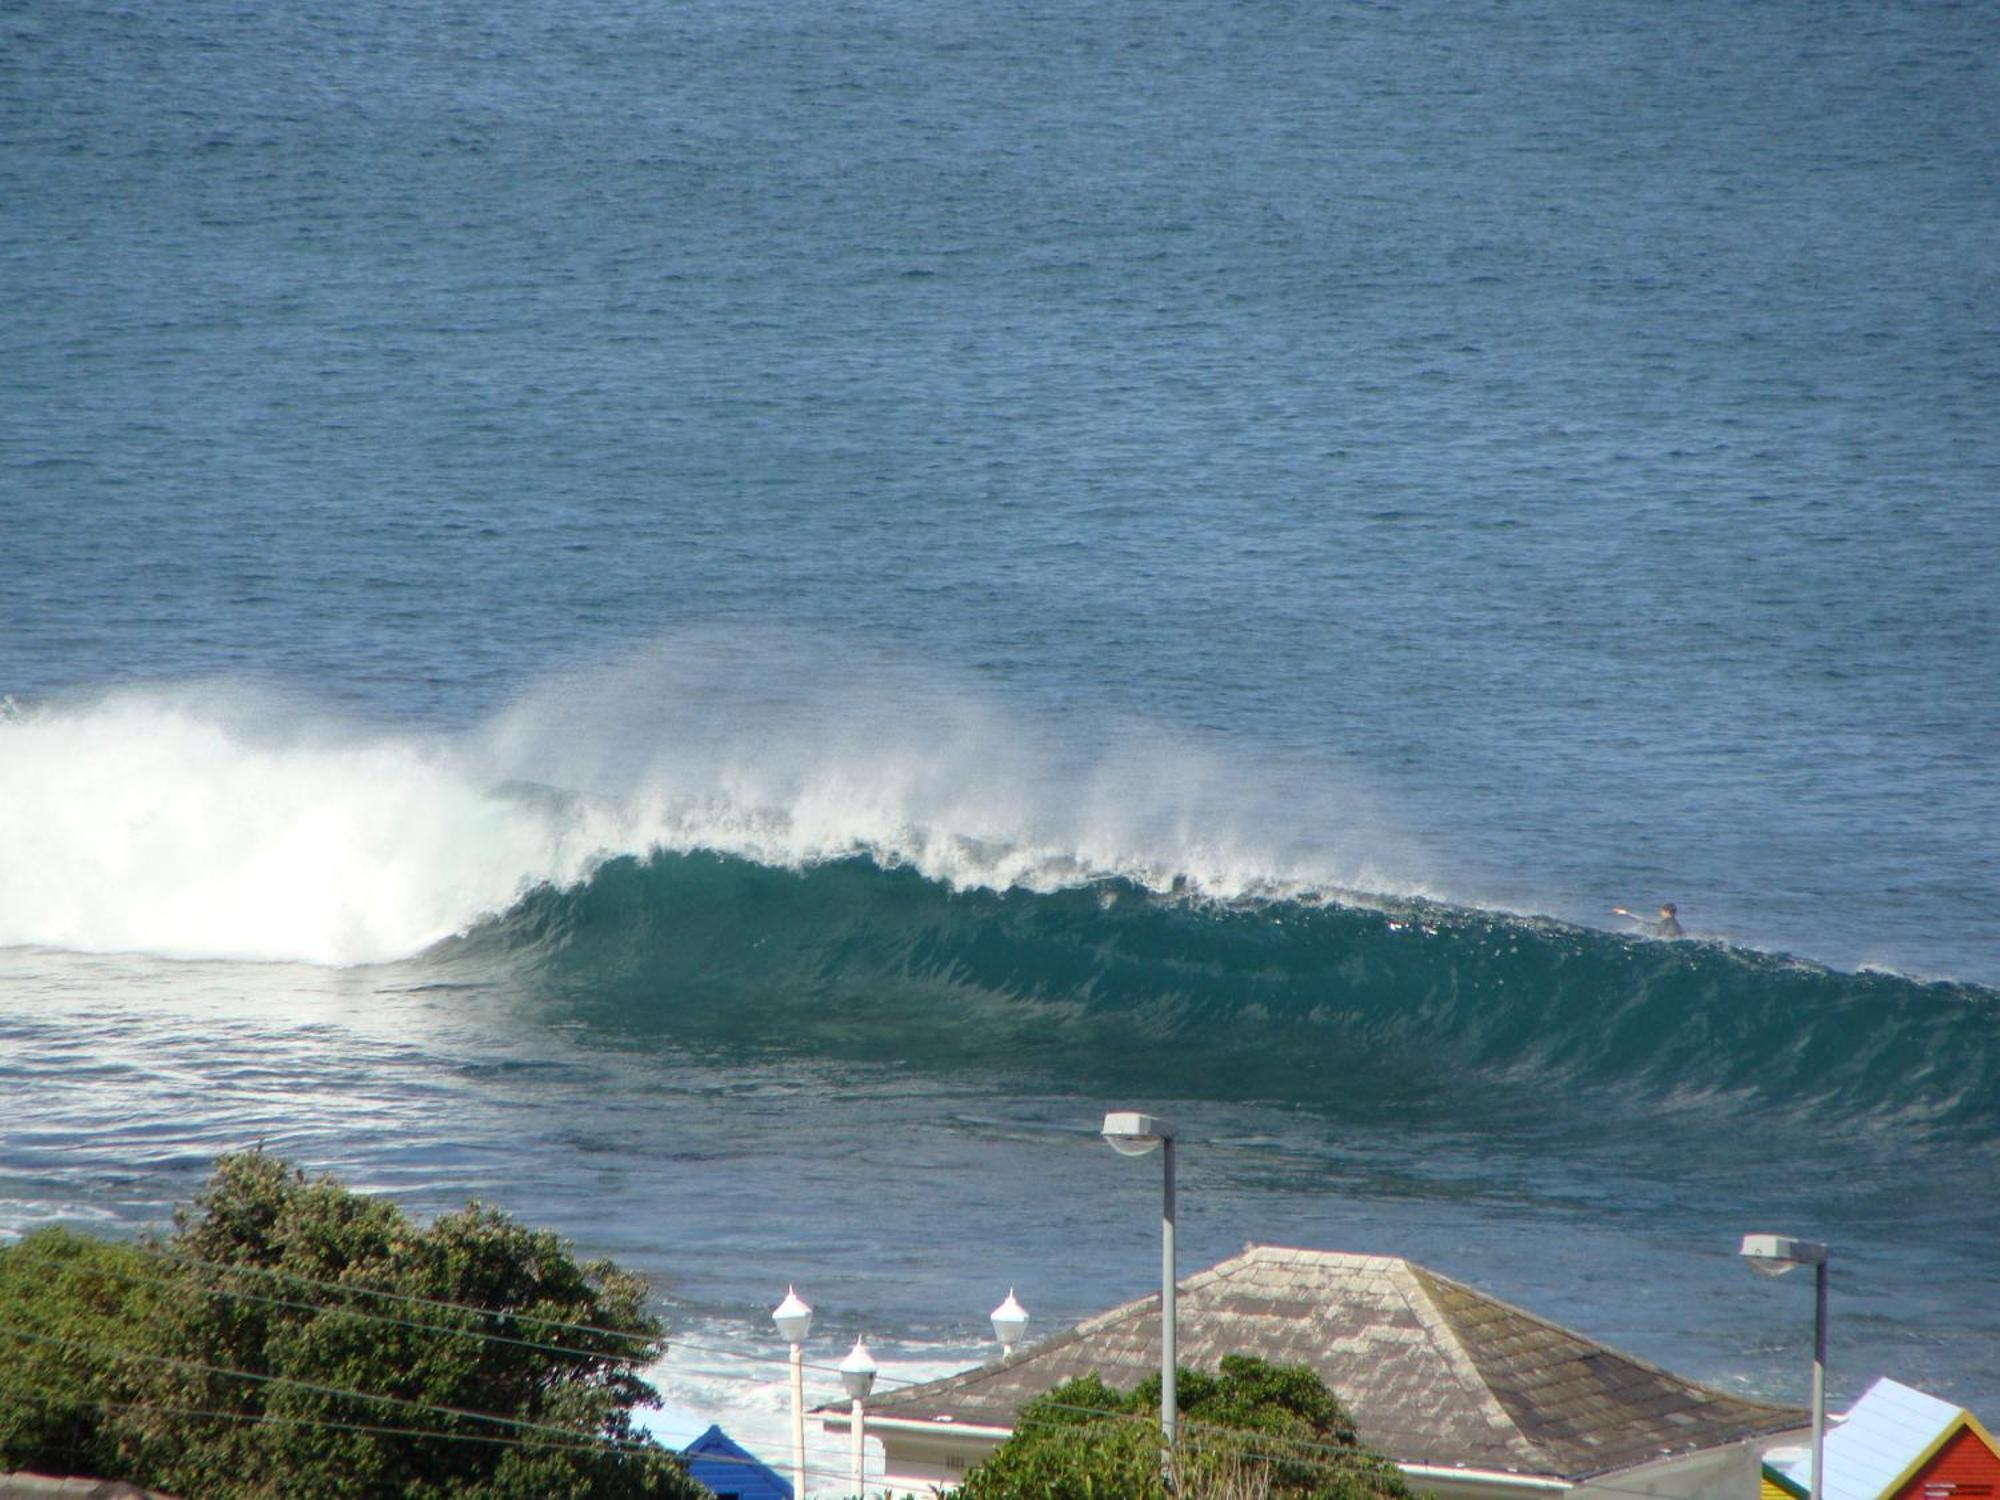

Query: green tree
954;1355;1419;1500
0;1151;705;1499
0;1228;164;1483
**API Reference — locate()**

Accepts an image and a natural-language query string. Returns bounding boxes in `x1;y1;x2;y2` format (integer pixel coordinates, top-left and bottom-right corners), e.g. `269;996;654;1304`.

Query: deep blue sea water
3;0;1997;1483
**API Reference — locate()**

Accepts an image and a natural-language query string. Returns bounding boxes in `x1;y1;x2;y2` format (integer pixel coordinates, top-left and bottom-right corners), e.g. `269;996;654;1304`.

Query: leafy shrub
954;1355;1418;1500
0;1151;704;1499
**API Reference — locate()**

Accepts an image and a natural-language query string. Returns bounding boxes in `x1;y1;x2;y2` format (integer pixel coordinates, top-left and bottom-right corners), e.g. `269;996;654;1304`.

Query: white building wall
1567;1441;1764;1500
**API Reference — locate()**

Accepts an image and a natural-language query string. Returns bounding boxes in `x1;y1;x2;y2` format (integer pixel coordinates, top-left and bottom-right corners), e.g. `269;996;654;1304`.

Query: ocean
3;0;1996;1487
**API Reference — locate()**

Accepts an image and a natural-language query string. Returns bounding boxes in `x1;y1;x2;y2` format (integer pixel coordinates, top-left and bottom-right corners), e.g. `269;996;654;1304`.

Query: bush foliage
953;1354;1419;1500
0;1151;703;1499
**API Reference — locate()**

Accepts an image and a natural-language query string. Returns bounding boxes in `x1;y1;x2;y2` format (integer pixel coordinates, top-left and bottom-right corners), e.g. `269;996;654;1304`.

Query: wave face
441;849;2000;1147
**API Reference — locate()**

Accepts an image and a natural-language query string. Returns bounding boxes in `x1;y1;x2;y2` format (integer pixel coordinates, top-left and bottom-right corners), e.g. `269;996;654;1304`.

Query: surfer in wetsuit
1613;902;1683;938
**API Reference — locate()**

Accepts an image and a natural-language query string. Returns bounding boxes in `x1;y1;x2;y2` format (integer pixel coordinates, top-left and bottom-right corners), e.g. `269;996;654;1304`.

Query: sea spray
466;632;1435;903
0;651;1435;965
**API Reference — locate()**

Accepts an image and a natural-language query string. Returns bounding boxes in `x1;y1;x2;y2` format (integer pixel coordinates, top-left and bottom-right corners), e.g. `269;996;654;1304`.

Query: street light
840;1336;877;1499
1102;1110;1178;1452
991;1289;1029;1356
772;1287;813;1500
1740;1234;1829;1500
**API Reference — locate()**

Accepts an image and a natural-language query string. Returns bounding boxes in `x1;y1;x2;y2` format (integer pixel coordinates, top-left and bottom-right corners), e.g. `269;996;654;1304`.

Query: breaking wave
3;680;1993;1147
436;848;2000;1146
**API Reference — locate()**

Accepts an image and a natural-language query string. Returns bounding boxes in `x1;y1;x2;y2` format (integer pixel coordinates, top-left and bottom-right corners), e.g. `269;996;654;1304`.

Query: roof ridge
1407;1263;1798;1411
1239;1242;1406;1271
1069;1242;1281;1336
1393;1260;1550;1469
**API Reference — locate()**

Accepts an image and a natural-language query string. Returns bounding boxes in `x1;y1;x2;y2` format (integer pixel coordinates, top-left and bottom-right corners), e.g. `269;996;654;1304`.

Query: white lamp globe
991;1290;1029;1353
840;1336;878;1399
772;1286;813;1345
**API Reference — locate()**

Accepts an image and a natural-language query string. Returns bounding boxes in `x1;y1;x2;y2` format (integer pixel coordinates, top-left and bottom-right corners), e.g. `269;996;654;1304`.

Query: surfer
1612;902;1683;938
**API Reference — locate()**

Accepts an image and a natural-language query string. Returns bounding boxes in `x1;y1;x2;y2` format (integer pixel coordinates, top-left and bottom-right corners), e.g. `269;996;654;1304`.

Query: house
681;1423;793;1500
1762;1376;1999;1500
823;1245;1808;1499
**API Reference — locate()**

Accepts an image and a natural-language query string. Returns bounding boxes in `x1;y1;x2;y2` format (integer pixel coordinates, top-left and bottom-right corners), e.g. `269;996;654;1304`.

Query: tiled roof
861;1245;1804;1481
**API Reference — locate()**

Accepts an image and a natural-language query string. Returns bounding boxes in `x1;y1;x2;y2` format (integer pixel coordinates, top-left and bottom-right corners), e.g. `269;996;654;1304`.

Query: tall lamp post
1102;1110;1178;1452
840;1336;877;1499
1740;1234;1830;1500
772;1287;813;1500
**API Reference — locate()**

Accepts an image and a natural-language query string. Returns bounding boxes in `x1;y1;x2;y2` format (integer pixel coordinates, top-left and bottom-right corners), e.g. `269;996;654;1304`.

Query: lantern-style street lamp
839;1336;877;1497
991;1289;1029;1356
772;1287;813;1499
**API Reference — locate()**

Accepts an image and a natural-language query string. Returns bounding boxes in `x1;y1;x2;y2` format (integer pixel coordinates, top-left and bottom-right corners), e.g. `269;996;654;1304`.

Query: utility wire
22;1249;654;1369
50;1236;981;1392
0;1319;650;1452
112;1239;990;1389
0;1356;1735;1500
0;1322;889;1475
1;1377;891;1490
9;1247;1764;1498
3;1384;631;1458
7;1243;1638;1482
129;1242;660;1352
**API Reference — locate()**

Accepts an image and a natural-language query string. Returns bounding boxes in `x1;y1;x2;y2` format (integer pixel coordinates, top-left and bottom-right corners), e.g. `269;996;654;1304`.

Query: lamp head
991;1289;1029;1352
839;1336;878;1399
1739;1233;1829;1278
772;1286;813;1345
1102;1110;1175;1157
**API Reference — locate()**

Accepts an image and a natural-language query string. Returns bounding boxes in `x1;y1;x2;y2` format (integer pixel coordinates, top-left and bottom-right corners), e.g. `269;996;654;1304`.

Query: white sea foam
0;689;625;965
0;642;1435;965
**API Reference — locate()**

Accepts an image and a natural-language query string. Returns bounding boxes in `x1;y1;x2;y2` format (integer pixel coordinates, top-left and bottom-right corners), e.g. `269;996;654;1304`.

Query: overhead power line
0;1346;1734;1500
0;1318;650;1452
1;1377;892;1490
17;1247;653;1368
33;1234;986;1393
129;1242;661;1352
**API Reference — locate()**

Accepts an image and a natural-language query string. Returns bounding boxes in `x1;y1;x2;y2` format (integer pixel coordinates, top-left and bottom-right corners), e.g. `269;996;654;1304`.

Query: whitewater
0;657;1441;966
